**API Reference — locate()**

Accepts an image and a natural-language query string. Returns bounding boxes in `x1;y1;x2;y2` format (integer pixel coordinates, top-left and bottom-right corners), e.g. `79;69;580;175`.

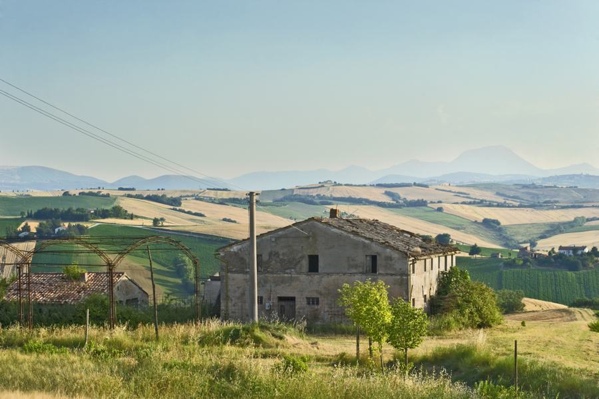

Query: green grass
455;245;517;258
565;224;599;234
257;202;328;221
502;223;555;243
0;217;24;238
414;344;599;398
0;196;116;217
0;323;595;398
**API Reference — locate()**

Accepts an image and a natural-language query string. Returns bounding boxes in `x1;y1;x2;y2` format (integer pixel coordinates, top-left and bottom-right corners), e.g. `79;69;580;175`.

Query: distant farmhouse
558;245;588;256
217;209;458;323
4;272;149;306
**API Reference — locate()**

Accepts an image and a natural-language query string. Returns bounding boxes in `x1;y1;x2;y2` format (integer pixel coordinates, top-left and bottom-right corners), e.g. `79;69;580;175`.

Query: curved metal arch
0;240;32;264
0;240;35;328
112;236;199;268
34;238;113;266
113;235;202;321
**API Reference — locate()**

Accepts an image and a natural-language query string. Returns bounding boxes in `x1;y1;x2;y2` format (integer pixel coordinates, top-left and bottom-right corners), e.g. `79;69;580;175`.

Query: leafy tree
435;233;452;246
387;298;428;365
469;244;482;256
338;280;391;365
172;254;195;293
63;264;86;281
430;267;502;330
482;218;501;228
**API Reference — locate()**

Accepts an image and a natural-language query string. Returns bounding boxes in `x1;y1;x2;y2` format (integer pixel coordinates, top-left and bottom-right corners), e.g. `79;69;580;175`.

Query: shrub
496;289;525;314
273;355;308;375
589;321;599;333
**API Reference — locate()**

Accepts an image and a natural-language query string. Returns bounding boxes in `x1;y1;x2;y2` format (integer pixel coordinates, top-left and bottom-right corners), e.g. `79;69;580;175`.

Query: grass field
0;196;116;217
257;202;328;220
440;203;599;225
537;230;599;251
0;307;596;399
0;217;24;238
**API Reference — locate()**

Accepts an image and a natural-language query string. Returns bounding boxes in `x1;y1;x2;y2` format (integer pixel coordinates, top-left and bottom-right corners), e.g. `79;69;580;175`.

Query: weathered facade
4;272;149;306
218;212;458;323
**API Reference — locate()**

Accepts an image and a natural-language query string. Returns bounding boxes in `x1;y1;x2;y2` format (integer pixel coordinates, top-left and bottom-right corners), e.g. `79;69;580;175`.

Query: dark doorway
277;296;296;321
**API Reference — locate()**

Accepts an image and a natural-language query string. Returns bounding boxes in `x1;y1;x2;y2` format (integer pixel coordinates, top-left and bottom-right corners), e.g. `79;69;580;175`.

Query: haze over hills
2;146;599;191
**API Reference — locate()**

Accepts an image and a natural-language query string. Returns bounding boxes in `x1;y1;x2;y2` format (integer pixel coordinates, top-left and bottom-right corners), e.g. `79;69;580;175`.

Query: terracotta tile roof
316;217;458;256
4;272;126;304
219;217;458;257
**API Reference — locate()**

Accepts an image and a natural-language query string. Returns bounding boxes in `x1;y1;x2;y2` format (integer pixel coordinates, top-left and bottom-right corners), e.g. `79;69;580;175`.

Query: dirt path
505;298;596;323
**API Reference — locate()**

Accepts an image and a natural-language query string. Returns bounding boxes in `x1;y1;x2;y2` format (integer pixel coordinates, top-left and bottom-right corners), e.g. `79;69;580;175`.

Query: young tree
387;298;428;365
338;280;392;366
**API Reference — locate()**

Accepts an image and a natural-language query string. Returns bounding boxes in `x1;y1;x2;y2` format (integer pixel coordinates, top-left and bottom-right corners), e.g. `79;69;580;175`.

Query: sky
1;1;599;182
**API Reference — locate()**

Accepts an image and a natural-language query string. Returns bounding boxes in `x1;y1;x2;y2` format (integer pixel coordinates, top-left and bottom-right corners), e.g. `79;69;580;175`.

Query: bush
589;321;599;333
496;290;525;314
273;355;308;375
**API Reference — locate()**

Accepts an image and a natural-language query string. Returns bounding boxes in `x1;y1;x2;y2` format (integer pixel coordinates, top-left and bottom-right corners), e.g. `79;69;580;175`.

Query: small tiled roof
558;245;587;251
4;272;127;304
220;217;458;257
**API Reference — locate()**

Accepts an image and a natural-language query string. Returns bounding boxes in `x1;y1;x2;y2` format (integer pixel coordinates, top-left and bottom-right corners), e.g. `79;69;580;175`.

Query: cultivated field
284;184;509;204
333;205;501;247
439;203;599;225
114;197;292;240
537;230;599;250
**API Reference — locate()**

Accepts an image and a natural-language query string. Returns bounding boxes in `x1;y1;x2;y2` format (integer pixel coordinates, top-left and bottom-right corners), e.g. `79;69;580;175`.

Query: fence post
514;340;518;396
84;308;90;347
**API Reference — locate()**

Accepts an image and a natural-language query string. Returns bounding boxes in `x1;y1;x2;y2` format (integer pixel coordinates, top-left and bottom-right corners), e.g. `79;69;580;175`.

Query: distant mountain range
3;146;599;191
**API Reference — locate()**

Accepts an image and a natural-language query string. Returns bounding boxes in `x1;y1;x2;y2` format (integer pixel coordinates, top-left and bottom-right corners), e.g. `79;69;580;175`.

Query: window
308;255;319;273
423;294;427;303
366;255;378;273
257;296;263;305
306;297;320;306
257;254;263;272
411;298;415;307
424;259;427;272
412;262;416;274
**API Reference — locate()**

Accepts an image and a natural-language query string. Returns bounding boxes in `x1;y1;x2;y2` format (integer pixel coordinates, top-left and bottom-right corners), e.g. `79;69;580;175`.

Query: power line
0;88;197;179
0;78;241;190
0;77;219;181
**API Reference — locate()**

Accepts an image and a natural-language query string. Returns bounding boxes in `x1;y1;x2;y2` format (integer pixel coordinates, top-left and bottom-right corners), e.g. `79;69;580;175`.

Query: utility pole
248;192;259;323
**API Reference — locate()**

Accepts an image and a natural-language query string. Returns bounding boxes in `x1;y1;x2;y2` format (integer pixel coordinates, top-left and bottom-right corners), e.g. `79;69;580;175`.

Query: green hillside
0;196;115;217
458;256;599;305
0;218;24;237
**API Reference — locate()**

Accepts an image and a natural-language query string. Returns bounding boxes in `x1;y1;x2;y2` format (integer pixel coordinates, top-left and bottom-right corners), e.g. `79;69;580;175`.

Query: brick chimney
329;208;341;219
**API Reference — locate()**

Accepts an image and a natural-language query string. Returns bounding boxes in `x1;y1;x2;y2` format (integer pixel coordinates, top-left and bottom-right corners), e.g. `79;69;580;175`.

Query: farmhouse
217;210;459;323
558;245;588;256
4;272;149;306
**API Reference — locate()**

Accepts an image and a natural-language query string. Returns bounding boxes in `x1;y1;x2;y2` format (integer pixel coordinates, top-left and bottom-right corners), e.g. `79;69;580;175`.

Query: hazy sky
1;1;598;181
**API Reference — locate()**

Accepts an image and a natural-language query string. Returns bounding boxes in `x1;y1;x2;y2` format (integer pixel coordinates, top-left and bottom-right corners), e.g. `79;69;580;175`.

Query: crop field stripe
459;256;599;305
